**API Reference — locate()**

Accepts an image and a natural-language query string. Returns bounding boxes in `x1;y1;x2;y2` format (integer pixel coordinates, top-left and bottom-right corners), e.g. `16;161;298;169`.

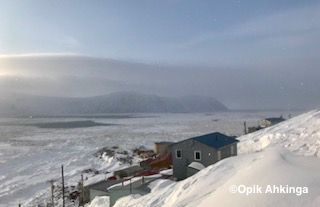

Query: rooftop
87;180;122;192
114;166;144;175
108;175;161;191
155;141;174;145
192;132;238;149
265;117;285;122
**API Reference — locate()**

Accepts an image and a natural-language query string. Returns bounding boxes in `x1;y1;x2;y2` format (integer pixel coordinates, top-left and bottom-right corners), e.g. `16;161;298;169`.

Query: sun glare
0;69;10;76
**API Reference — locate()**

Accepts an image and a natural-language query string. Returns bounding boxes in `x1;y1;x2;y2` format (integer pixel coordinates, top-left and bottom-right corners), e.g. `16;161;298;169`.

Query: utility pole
244;121;247;134
130;179;132;194
81;174;85;207
61;165;65;207
47;179;56;207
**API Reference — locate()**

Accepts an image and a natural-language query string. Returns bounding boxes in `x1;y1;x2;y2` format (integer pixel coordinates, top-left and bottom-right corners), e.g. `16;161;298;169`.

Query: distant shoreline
0;120;113;129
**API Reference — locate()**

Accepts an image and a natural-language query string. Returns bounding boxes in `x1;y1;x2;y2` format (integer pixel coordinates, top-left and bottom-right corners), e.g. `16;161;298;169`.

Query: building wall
248;126;259;133
171;140;217;180
83;186;91;204
171;139;237;180
89;189;107;201
259;119;272;127
154;143;168;155
109;188;149;206
187;167;199;178
114;166;144;179
220;143;237;158
154;142;173;155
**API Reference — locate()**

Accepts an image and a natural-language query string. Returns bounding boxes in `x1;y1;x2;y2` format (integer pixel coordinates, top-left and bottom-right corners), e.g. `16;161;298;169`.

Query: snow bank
115;149;320;207
86;196;109;207
239;109;320;156
148;179;174;192
114;109;320;207
0;110;306;206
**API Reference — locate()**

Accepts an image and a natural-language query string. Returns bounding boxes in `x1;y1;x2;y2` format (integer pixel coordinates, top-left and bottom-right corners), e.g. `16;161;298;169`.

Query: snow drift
113;109;320;207
239;108;320;156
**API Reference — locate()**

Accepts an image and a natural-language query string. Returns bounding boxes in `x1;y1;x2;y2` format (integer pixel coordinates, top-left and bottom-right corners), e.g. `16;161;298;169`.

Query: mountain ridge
0;91;228;117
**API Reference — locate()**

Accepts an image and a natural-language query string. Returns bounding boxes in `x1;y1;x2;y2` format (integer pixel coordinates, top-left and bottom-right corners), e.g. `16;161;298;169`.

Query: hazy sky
0;0;320;109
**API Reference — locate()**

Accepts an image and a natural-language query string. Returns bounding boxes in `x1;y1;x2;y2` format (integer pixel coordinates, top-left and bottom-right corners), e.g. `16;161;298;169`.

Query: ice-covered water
0;111;301;206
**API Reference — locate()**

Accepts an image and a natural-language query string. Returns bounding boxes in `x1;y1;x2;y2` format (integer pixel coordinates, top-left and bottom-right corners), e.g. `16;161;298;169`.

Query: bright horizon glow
0;52;79;58
0;1;320;109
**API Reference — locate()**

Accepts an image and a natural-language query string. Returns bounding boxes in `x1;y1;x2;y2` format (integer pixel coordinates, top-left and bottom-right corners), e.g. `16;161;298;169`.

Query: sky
0;0;320;110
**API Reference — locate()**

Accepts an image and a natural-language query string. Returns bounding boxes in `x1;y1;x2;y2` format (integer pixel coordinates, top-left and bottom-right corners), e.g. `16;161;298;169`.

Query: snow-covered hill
0;92;227;117
239;109;320;156
113;109;320;207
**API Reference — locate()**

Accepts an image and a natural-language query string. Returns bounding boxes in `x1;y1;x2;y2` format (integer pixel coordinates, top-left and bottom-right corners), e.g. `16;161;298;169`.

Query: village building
113;166;145;179
83;179;122;203
108;175;163;206
247;126;262;133
170;132;238;180
154;141;174;155
259;117;285;128
140;151;172;169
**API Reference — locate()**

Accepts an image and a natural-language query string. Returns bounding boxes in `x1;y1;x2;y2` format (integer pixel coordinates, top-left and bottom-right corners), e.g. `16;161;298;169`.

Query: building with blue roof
171;132;238;180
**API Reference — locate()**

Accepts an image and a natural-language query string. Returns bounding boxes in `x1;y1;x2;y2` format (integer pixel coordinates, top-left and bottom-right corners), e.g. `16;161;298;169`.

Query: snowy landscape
1;109;315;207
113;109;320;207
1;1;320;207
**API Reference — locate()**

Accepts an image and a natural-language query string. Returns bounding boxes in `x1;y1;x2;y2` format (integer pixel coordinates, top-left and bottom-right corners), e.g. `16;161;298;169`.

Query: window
194;151;201;161
176;149;182;159
217;150;221;160
231;146;234;155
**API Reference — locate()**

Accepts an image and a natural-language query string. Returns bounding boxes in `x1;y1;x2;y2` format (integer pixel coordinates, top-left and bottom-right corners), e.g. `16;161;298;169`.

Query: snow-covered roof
263;117;285;123
159;169;173;175
108;174;162;190
188;162;205;171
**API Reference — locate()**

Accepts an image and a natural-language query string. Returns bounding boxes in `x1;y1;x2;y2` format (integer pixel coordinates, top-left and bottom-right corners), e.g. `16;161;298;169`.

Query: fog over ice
1;1;320;110
0;54;319;110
